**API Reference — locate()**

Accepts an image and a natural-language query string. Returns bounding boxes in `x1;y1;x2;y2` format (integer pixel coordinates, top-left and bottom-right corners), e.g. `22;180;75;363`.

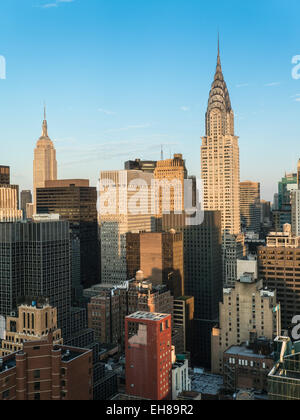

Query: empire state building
33;108;57;211
201;42;241;236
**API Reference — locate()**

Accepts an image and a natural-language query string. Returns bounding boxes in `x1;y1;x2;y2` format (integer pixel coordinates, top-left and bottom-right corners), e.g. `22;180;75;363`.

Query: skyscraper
201;41;240;236
20;190;32;219
0;217;71;337
33;108;57;211
0;166;10;185
240;181;261;233
99;170;154;284
184;210;223;368
126;231;184;298
36;179;99;295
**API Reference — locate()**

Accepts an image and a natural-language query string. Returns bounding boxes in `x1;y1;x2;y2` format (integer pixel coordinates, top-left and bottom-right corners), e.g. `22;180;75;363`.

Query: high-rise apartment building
184;211;223;368
36;179;99;293
258;224;300;331
201;43;240;236
99;170;154;284
33;109;57;210
0;334;93;401
240;181;261;233
126;231;184;298
0;166;10;184
125;312;172;400
0;217;71;337
0;302;63;357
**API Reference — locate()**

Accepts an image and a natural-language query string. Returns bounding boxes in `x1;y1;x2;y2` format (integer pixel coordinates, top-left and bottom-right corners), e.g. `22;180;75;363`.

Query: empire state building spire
42;104;48;138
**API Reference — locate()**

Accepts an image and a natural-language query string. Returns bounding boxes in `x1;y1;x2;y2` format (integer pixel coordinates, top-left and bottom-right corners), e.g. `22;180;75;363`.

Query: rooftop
126;311;170;322
225;344;273;359
191;372;223;396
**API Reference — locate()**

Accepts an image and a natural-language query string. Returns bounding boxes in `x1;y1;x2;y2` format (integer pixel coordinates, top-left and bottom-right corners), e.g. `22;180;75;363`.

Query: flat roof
191;372;223;396
126;311;170;322
225;345;272;359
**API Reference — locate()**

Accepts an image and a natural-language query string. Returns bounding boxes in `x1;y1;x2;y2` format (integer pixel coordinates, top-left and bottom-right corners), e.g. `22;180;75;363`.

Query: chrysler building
201;41;241;236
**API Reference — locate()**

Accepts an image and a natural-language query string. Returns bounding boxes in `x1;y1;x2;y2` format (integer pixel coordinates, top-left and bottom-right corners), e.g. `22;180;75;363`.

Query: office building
0;186;22;221
0;165;10;184
0;218;71;337
172;355;191;400
0;302;63;357
153;154;187;218
184;211;223;368
126;231;184;298
99;170;154;284
173;296;194;353
240;181;261;233
36;179;99;293
258;224;300;331
291;189;300;236
125;312;172;400
20;190;32;219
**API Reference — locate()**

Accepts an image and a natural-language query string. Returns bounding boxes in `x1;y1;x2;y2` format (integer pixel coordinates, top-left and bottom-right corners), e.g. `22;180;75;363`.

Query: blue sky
1;0;300;200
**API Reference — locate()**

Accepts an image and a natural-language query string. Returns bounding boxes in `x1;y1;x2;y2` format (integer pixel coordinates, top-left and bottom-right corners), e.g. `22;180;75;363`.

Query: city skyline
1;0;300;201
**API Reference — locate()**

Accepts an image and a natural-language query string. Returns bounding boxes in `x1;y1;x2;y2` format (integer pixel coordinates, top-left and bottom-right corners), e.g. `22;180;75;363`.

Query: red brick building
0;334;93;401
125;312;172;400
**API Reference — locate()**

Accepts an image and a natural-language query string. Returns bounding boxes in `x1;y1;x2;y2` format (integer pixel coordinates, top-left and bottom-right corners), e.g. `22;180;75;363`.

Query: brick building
0;334;93;401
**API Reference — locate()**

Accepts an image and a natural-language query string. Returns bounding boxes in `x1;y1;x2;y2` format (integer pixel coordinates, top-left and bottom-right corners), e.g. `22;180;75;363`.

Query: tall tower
201;41;240;235
33;107;57;211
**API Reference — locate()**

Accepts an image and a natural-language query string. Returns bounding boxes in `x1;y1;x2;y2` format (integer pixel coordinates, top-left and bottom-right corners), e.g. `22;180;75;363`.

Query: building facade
125;312;172;400
240;181;261;233
0;335;93;401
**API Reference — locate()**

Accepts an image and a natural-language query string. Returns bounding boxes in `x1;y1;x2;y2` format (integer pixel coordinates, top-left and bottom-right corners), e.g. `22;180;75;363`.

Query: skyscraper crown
205;38;234;137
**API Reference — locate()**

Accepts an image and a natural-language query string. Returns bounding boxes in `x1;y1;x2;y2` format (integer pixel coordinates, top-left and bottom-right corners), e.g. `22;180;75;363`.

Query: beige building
0;302;63;357
33;108;57;211
211;261;277;375
0;186;23;221
240;181;261;233
99;170;154;284
153;154;187;217
201;44;240;236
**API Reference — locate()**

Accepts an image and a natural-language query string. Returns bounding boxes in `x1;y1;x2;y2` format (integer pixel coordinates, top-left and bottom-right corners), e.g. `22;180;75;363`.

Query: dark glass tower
184;211;223;368
36;180;100;303
0;219;71;337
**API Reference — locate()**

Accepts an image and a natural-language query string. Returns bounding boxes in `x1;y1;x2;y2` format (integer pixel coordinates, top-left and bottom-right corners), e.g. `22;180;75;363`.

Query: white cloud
98;108;116;116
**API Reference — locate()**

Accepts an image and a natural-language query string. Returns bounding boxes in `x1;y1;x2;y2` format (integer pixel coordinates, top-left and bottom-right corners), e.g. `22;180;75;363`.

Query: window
34;382;40;391
34;370;40;379
34;393;40;401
